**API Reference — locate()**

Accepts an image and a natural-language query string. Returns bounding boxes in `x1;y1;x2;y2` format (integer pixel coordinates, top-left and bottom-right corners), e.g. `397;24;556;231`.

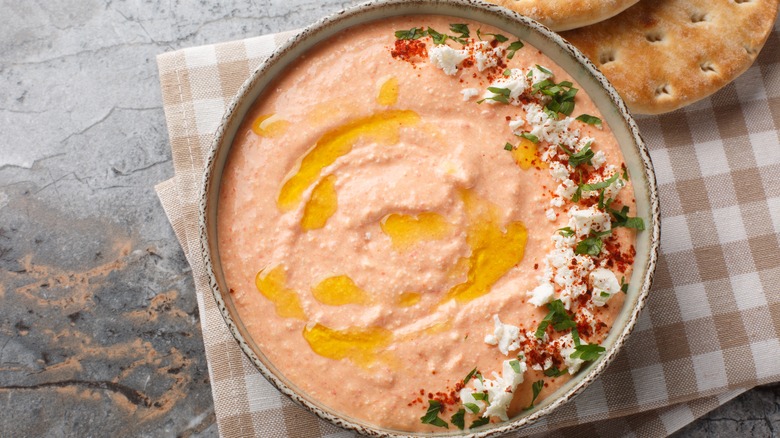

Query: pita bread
488;0;640;31
563;0;780;114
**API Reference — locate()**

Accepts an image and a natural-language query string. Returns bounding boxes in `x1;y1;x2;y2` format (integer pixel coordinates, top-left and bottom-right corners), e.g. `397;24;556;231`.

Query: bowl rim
198;0;661;436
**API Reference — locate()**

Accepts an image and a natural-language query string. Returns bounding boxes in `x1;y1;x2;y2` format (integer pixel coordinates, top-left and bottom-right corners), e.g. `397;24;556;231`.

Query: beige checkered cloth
154;23;780;437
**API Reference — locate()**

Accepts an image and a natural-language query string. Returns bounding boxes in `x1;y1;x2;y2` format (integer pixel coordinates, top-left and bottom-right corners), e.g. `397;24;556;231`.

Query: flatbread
488;0;641;31
562;0;780;114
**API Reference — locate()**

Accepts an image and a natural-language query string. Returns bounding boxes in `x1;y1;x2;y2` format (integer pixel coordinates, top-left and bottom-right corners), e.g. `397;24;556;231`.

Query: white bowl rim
197;0;661;436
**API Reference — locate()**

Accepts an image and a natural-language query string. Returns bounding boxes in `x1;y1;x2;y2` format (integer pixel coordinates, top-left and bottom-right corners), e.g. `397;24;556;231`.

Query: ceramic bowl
199;0;661;436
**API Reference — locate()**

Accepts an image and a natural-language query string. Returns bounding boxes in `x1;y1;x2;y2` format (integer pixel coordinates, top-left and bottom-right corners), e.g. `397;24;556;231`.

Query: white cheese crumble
472;41;504;71
428;45;468;75
482;68;528;104
529;64;553;85
554;333;585;374
461;87;480;101
569;206;612;237
484;315;522;355
545;208;557;221
470;358;527;421
589;268;621;306
592;150;607;169
528;282;554;307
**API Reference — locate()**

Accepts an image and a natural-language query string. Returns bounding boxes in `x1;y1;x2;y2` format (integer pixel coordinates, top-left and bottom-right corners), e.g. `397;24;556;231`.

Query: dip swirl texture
218;15;640;432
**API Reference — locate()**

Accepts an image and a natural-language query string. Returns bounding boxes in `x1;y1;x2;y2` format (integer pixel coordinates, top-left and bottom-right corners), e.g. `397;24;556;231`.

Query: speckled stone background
0;1;778;437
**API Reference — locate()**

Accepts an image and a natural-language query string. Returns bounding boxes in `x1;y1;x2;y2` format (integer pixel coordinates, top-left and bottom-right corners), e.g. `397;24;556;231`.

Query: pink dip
218;15;639;433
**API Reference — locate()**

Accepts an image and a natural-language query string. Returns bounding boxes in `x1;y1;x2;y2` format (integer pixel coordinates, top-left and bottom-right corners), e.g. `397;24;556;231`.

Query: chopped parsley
600;291;610;297
464;402;481;414
573;173;619;202
478;87;511;104
463;367;478;385
571;343;606;361
575;114;603;129
535;299;576;339
504;142;514;151
476;28;508;42
451;408;466;430
471;417;490;428
503;68;512;76
426;27;448;45
574;230;611;256
506;40;524;59
558;226;575;237
535;64;553;75
420;400;448;428
620;276;628;293
471;392;488;401
524;380;545;410
544;366;567;377
532;79;578;117
519;132;539;143
395;27;426;40
509;359;523;374
449;23;470;38
559;142;594;167
608;204;645;230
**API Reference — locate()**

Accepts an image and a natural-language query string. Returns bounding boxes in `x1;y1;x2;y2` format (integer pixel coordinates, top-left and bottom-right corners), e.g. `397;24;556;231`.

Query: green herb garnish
559;142;594;168
509;359;523;374
463;367;478;385
506;40;524;59
535;64;553;75
503;68;512;76
581;173;619;192
544;366;567;377
421;400;448;428
524;380;545;410
575;235;603;256
470;417;490;428
600;291;610;297
504;142;514;151
571;343;606;361
535;299;576;338
477;87;511;104
620;276;628;294
451;408;466;430
464;403;481;414
608;204;646;230
395;27;426;40
519;132;539;143
472;392;488;401
571;327;581;346
449;23;470;38
558;226;575;237
575;114;603;129
426;27;448;44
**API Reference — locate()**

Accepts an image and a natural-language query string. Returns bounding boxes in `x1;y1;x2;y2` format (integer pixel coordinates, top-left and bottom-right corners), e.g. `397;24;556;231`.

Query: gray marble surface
0;0;777;437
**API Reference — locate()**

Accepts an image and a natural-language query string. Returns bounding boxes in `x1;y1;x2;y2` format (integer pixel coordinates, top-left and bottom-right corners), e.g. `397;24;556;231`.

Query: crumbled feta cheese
459;388;486;412
428;45;468;75
550;162;570;181
550;197;564;208
472;358;527;421
592;150;607;169
472;41;504;71
556;333;585;374
484;315;522;355
555;179;578;199
546;208;557;221
604;176;626;199
590;268;621;306
569;206;611;236
528;282;555;307
483;68;528;104
461;88;480;101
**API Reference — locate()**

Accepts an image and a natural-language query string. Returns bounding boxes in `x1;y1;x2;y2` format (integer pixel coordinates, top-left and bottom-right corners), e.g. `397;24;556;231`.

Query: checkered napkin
154;22;780;437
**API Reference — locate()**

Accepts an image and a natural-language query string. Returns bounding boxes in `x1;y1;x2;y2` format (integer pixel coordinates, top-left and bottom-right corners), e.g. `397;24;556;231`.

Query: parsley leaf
571;327;581;346
477;87;511;104
451;408;466;430
535;64;553;75
575;233;604;256
504;142;514;151
519;132;539;143
463;367;478;385
503;68;512;76
535;299;575;338
558;226;575;237
608;204;645;230
472;392;488;401
571;343;606;361
507;40;524;59
470;417;490;428
559;142;594;167
544;366;567;377
580;173;619;192
620;276;628;294
509;359;523;374
395;27;426;40
464;402;481;414
420;400;448;428
426;27;448;45
449;23;470;38
525;380;545;410
575;114;603;129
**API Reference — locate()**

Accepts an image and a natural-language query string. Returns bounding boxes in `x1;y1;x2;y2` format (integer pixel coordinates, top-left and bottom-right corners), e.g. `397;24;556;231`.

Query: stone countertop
0;1;777;437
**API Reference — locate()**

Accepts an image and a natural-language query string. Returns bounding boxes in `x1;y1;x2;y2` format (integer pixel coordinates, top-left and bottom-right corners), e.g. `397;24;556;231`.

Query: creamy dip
218;15;641;433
